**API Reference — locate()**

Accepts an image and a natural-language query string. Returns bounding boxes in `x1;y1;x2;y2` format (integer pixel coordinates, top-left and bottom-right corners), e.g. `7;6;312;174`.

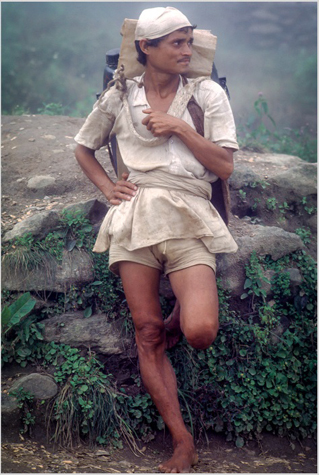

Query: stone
10;373;58;400
1;393;20;429
217;225;304;297
2;248;94;292
3;210;60;242
27;175;56;190
63;199;108;225
230;154;317;244
42;312;132;355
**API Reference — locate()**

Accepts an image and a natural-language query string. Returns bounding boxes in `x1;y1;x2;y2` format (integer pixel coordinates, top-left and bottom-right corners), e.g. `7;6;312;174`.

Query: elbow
219;148;234;180
219;161;234;181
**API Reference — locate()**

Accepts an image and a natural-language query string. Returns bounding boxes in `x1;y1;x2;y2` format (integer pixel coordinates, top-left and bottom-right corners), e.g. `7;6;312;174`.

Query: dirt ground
1;115;317;473
1;426;317;474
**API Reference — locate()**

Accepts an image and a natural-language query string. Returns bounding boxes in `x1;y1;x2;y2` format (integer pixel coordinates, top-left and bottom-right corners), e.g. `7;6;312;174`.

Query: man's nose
182;43;192;56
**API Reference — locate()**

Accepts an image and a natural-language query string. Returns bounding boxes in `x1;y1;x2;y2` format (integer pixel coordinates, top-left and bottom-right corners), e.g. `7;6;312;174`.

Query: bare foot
164;301;182;349
158;436;198;473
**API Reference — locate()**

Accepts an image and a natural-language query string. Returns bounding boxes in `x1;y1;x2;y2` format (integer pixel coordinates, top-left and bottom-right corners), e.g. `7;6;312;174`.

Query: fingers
109;177;138;206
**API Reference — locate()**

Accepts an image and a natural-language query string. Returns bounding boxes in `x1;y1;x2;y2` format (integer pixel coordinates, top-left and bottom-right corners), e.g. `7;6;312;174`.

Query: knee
183;319;219;350
134;318;165;353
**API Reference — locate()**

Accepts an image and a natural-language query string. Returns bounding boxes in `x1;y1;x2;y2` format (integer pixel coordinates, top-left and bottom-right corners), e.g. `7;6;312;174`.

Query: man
74;7;238;472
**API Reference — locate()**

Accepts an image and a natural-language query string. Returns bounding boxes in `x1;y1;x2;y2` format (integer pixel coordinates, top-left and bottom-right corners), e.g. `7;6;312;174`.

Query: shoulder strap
182;75;230;226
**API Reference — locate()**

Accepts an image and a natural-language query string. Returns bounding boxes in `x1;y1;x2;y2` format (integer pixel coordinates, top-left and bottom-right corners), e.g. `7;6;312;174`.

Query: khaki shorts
109;238;216;276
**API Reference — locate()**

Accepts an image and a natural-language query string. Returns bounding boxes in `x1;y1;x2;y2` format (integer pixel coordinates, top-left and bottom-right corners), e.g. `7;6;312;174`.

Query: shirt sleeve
196;80;239;151
74;87;122;150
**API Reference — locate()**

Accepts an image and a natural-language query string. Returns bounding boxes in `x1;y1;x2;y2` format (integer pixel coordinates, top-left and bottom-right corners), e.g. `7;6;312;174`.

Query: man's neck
143;70;180;99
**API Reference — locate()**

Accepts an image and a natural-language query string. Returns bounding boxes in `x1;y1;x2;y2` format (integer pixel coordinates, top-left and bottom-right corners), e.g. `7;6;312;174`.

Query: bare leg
164;300;182;349
168;264;219;350
119;262;198;473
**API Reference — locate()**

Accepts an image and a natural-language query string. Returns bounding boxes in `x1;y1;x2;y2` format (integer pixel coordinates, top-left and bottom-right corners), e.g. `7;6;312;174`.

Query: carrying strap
182;75;230;226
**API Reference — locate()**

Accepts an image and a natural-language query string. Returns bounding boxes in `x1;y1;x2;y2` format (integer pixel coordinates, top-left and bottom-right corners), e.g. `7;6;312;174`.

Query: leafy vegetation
237;95;317;162
2;205;317;448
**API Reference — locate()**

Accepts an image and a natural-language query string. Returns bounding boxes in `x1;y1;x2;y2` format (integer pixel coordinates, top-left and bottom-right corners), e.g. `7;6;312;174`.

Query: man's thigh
168;264;219;342
118;261;162;323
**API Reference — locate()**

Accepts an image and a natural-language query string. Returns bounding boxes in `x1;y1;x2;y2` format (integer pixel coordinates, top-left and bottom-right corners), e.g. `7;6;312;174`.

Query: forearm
75;144;115;199
142;110;234;180
174;122;234;180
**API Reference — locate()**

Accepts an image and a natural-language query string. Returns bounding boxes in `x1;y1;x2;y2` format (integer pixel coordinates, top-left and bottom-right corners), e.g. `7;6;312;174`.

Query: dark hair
135;26;196;66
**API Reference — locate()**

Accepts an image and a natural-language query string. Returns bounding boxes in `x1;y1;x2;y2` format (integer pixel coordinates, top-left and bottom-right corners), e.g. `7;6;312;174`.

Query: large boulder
3;210;60;242
10;373;58;400
2;248;94;292
42;312;131;355
217;224;305;296
230;153;317;238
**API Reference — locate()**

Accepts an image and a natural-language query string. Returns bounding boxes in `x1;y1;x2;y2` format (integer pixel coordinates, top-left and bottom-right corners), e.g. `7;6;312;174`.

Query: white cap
135;7;192;41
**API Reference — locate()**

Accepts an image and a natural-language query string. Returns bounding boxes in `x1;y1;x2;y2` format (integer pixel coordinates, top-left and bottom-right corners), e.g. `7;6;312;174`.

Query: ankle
172;431;194;448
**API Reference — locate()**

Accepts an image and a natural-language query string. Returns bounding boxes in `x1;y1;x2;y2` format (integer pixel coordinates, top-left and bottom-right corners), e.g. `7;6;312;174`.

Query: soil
1;115;317;473
1;424;317;474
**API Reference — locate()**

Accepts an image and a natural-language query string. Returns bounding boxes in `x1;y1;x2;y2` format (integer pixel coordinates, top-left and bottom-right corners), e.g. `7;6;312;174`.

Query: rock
27;175;56;190
3;210;60;242
63;199;108;225
306;214;317;234
10;373;58;400
217;225;304;297
2;248;94;292
42;312;132;355
1;393;20;428
260;267;303;297
230;154;317;243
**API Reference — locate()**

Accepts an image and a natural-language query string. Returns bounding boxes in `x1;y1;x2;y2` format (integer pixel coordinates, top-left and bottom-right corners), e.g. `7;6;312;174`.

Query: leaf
16;347;32;357
235;436;245;448
240;293;249;300
83;307;92;318
2;293;36;330
90;281;103;286
81;225;93;233
244;278;252;289
65;239;77;252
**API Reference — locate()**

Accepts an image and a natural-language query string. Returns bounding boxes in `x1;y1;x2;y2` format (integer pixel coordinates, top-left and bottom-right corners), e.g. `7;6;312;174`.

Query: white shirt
74;75;238;183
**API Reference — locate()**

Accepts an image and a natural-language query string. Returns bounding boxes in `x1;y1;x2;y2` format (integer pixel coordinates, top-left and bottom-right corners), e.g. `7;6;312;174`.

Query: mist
2;2;317;137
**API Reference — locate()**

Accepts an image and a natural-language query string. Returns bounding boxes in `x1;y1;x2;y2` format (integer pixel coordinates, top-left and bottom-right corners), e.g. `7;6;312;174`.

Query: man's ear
139;39;150;56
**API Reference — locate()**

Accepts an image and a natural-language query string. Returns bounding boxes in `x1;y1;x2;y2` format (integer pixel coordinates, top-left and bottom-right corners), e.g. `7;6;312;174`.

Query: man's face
145;28;194;74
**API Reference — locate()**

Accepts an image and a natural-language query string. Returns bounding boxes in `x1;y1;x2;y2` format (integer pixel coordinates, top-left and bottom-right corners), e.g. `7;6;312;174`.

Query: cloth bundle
118;18;217;79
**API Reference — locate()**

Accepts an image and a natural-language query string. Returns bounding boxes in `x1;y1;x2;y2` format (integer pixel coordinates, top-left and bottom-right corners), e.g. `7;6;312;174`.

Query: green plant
238;189;247;202
278;201;289;215
266;197;278;211
37;102;65;115
295;227;312;245
240;251;271;305
300;197;317;216
249;180;270;190
43;342;143;452
2;293;45;367
10;387;36;434
238;95;317;162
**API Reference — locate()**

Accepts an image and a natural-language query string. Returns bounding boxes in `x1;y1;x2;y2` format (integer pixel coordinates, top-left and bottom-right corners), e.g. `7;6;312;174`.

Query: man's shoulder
189;77;224;95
